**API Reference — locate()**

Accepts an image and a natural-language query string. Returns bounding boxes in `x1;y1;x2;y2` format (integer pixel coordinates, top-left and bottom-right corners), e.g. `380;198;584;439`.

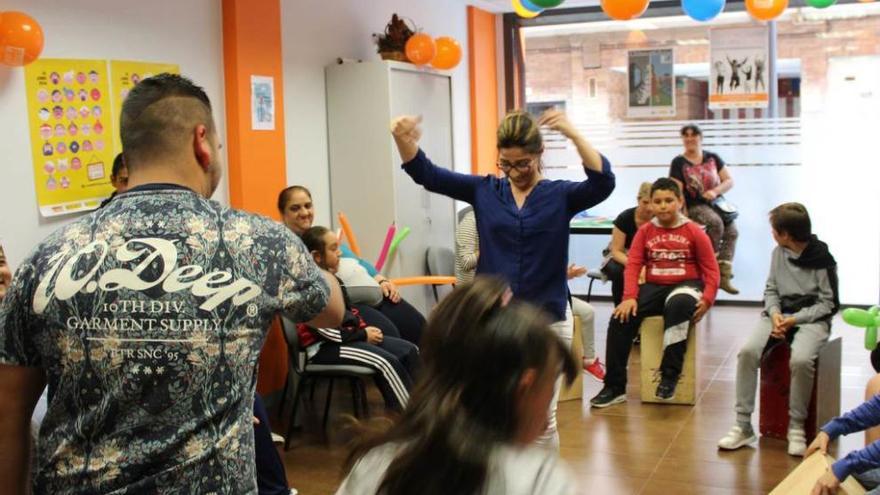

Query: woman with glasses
389;109;615;448
670;124;739;294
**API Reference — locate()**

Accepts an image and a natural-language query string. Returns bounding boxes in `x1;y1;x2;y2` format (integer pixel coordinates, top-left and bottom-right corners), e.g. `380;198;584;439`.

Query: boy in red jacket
591;178;720;407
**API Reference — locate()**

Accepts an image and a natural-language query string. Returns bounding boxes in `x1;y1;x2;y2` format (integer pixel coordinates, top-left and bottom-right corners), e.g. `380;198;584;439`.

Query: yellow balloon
512;0;542;18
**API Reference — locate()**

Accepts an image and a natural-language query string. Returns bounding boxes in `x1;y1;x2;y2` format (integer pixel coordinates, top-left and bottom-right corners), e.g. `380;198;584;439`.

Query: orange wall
467;6;500;176
222;0;289;396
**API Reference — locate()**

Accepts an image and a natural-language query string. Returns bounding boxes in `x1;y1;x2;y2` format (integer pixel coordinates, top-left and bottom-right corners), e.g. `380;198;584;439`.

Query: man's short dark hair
111;153;125;179
651;177;682;199
120;73;214;169
770;202;812;242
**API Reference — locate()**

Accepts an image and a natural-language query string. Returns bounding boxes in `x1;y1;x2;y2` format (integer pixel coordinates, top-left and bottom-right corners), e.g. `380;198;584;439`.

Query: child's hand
811;469;840;495
693;299;709;323
771;313;785;329
638;266;647;285
366;327;384;344
805;431;830;458
567;264;587;279
771;313;786;338
613;299;638;322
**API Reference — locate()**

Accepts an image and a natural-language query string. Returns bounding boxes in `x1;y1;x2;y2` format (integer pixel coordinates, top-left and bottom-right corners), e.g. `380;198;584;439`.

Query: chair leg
322;378;335;438
587;278;596;303
279;371;290;417
284;376;306;451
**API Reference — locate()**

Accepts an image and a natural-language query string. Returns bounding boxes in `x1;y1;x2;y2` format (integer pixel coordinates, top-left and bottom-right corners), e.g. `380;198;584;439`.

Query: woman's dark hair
680;124;702;137
277;185;312;214
301;225;330;255
651;177;682;199
769;202;812;242
345;277;577;495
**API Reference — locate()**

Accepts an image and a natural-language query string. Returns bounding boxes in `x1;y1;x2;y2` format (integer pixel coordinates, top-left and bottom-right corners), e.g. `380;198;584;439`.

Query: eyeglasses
496;158;535;172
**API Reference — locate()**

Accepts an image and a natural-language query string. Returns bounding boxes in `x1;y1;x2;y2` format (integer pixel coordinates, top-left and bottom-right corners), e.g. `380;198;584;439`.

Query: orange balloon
0;11;45;66
430;37;462;70
745;0;788;20
405;33;436;66
601;0;650;20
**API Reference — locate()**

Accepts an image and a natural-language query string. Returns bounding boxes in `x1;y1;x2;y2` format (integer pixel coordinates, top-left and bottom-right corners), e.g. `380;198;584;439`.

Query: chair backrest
457;205;473;224
280;316;306;374
426;246;455;276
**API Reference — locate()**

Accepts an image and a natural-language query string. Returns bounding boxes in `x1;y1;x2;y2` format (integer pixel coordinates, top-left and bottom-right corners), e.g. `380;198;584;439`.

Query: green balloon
805;0;836;8
843;307;880;328
532;0;565;7
843;307;880;350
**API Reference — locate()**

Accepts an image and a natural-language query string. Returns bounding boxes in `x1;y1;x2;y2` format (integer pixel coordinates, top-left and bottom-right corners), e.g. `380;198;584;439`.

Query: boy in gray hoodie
718;202;839;456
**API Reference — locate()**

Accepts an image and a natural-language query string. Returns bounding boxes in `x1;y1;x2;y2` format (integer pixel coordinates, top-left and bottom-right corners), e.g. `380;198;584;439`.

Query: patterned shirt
669;151;725;208
0;184;329;494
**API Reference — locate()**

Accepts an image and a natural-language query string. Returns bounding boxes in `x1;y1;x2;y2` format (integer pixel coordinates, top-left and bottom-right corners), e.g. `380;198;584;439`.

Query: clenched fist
390;115;422;162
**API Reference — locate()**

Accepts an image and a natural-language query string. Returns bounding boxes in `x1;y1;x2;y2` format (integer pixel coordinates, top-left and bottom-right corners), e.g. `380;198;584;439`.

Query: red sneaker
583;357;606;382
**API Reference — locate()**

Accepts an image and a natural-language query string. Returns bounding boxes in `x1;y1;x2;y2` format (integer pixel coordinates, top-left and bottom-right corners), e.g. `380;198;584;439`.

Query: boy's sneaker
788;428;807;457
655;376;678;400
718;425;757;450
583;357;606;382
590;386;626;408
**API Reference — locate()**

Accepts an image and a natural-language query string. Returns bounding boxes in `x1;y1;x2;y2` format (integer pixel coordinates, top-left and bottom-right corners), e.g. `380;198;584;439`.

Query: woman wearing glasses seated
389;109;615;448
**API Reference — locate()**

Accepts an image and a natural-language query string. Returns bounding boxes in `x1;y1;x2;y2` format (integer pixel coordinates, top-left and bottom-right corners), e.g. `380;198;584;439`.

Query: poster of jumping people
709;26;769;109
627;48;675;118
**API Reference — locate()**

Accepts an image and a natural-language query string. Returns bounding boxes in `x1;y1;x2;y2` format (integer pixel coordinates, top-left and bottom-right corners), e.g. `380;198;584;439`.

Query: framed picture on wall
709;26;769;110
627;49;675;118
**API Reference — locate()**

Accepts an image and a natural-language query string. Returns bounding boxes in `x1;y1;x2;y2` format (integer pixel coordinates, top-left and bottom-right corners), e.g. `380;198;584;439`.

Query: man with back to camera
0;73;344;494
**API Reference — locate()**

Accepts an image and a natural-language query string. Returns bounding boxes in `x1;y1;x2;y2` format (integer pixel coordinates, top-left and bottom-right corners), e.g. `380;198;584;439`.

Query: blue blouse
402;149;615;321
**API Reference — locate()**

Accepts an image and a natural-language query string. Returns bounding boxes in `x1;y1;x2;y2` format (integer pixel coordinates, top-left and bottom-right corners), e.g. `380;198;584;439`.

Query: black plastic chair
278;317;375;450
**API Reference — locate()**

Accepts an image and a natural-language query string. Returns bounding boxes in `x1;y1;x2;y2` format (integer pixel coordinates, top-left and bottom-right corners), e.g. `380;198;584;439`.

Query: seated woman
337;277;578;495
278;186;426;345
602;182;654;306
297;226;420;412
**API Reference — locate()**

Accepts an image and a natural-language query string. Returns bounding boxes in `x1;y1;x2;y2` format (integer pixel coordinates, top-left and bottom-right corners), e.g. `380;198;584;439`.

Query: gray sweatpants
735;317;830;429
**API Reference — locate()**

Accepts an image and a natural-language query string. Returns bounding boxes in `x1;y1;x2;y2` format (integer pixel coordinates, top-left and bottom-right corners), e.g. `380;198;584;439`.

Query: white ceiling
469;0;600;13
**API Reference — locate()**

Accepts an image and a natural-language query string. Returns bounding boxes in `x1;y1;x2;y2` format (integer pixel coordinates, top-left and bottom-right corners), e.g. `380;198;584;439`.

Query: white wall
0;0;227;268
280;0;472;227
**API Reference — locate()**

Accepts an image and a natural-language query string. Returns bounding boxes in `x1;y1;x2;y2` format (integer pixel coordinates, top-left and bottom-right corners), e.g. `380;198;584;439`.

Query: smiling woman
390;108;615;448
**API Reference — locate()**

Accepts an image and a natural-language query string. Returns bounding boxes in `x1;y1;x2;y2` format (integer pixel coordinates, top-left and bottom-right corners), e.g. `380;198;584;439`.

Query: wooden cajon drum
770;452;865;495
640;316;698;405
760;337;841;442
560;316;584;402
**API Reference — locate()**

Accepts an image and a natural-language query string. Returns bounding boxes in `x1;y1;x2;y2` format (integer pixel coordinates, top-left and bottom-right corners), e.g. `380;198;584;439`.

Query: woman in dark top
390;109;615;448
669;124;739;294
602;182;654;306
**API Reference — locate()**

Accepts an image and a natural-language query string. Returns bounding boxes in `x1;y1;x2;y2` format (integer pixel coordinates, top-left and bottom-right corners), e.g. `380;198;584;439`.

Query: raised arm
538;111;616;214
391;115;482;204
